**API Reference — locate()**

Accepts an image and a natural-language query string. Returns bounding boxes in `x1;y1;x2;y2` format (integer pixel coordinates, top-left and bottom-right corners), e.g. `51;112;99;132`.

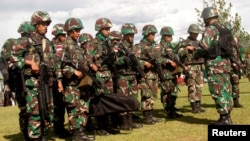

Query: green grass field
1;78;250;141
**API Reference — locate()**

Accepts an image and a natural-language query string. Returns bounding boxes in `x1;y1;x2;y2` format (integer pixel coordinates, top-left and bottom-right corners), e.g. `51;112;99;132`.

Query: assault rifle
163;48;190;83
119;43;152;89
35;40;51;137
143;49;165;83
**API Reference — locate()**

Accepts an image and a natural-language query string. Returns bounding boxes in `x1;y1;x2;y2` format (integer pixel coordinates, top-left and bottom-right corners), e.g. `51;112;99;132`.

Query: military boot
196;101;205;112
149;110;162;123
127;113;142;129
190;102;199;113
95;116;110;136
119;114;132;130
142;110;155;125
72;127;94;141
166;106;183;119
233;98;243;108
211;114;233;125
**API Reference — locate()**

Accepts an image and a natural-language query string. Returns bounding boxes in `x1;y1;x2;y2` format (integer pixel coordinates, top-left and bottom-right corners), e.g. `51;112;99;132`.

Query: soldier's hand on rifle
186;45;196;51
169;60;177;67
74;69;83;78
26;60;39;73
57;80;64;93
90;63;98;72
145;61;152;68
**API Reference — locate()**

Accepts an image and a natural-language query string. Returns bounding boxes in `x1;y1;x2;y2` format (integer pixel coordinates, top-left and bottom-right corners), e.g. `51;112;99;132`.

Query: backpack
212;23;234;58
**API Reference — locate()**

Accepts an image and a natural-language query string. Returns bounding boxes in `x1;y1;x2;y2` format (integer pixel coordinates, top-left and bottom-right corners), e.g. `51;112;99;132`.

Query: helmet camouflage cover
160;26;174;36
31;11;52;25
121;23;137;35
64;17;84;32
187;24;201;34
142;24;157;36
95;18;112;31
52;23;66;36
17;21;35;34
201;7;219;19
109;31;123;40
79;33;93;44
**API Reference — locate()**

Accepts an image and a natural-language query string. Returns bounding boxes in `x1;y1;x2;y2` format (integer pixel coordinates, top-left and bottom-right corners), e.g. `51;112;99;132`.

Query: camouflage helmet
225;22;232;30
142;24;157;36
160;26;174;36
121;23;137;35
64;18;84;32
17;21;35;34
187;24;201;34
201;7;219;19
95;18;112;31
31;11;52;25
109;31;123;40
1;38;16;60
51;23;66;36
79;33;93;44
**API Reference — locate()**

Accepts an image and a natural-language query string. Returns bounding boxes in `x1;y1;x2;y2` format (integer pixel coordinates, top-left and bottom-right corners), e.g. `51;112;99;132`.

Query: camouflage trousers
25;86;54;139
138;79;158;111
95;71;113;94
207;72;233;115
186;70;203;102
160;78;178;110
230;70;240;99
64;85;89;130
117;74;138;98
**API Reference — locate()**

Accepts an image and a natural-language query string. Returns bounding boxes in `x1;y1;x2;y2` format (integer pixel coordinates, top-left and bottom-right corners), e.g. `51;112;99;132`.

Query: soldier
134;24;162;125
9;11;55;140
159;26;183;118
54;17;94;141
188;7;233;125
176;24;205;113
50;23;71;138
224;22;243;108
87;18;120;135
114;24;142;130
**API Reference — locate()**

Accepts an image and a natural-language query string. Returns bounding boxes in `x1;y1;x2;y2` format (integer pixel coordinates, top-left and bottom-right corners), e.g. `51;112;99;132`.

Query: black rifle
101;39;119;93
119;43;152;89
35;43;50;137
163;48;190;83
143;49;165;83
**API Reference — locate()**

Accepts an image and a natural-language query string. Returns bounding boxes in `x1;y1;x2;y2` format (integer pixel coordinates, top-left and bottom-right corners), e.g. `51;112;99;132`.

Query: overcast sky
0;0;249;48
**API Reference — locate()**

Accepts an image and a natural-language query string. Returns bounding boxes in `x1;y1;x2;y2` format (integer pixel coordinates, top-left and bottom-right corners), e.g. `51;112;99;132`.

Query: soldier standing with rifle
87;18;120;136
176;24;205;113
134;24;162;125
159;26;184;118
114;23;142;130
55;17;94;141
50;23;71;138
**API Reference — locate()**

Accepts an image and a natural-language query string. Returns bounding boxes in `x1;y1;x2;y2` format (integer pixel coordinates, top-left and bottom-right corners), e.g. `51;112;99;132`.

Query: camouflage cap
1;38;16;60
201;7;219;19
109;31;122;40
95;18;112;31
52;23;66;36
79;33;93;44
64;17;84;32
187;24;201;34
121;23;137;35
31;11;52;25
160;26;174;36
142;24;157;36
17;21;35;34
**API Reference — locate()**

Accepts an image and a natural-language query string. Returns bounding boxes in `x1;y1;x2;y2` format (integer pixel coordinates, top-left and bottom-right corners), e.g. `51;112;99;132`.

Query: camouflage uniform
159;26;183;118
194;7;233;125
177;24;205;113
55;18;93;141
50;23;71;138
114;24;142;130
87;18;120;136
134;24;162;124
